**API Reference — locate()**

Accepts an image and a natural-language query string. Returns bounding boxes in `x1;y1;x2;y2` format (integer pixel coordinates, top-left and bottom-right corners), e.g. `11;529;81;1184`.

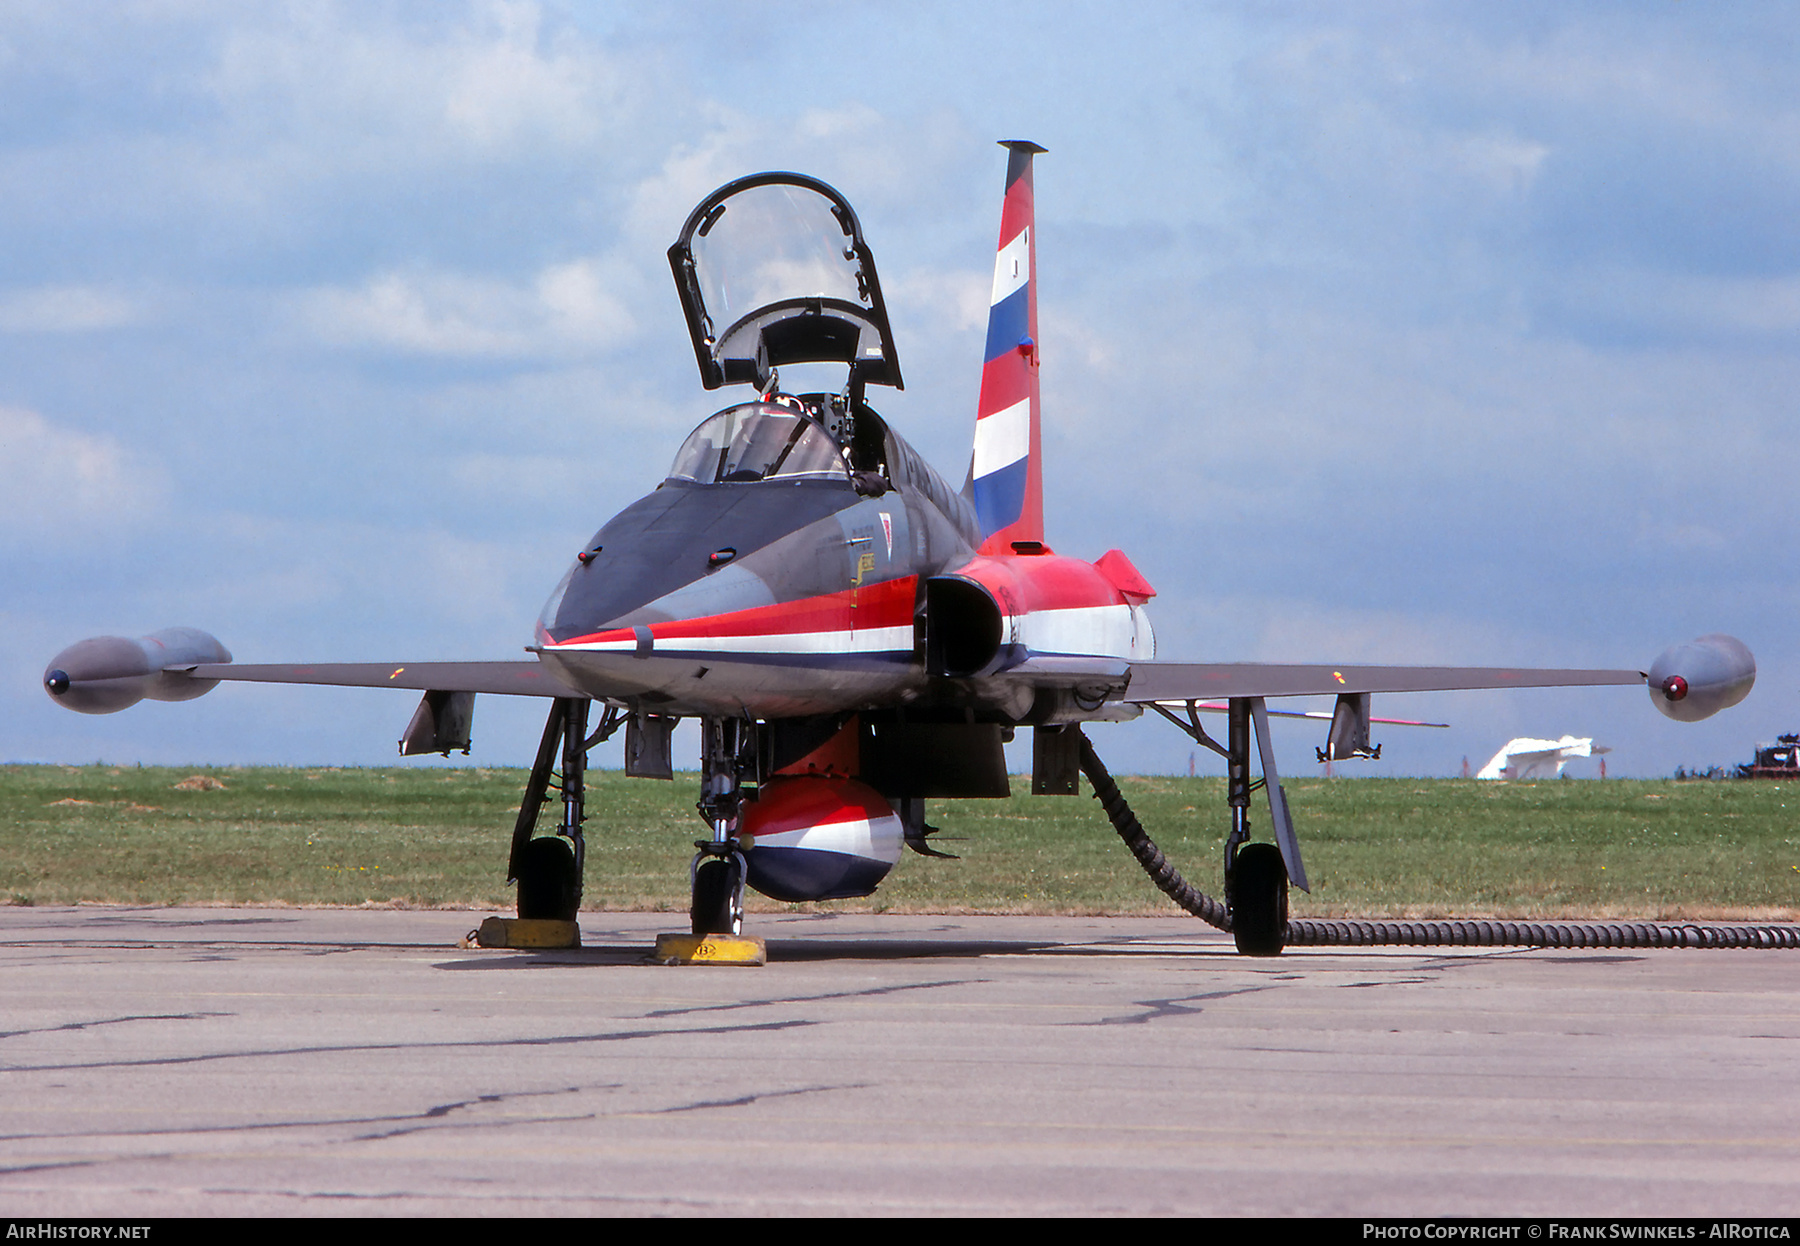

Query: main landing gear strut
508;697;621;921
1138;696;1307;955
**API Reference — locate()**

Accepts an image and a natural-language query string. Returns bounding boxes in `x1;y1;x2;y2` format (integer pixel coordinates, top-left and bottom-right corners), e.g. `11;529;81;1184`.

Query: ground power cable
1076;732;1800;950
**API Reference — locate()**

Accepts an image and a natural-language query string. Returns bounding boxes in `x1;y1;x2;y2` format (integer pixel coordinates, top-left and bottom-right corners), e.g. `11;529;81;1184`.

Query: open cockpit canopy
668;173;902;393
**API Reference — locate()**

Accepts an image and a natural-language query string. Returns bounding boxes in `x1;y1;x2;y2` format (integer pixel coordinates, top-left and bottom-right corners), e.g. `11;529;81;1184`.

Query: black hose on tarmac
1075;732;1800;951
1079;731;1232;929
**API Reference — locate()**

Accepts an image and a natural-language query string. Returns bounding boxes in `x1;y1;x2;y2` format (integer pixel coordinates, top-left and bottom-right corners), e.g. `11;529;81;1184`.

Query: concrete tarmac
0;905;1796;1217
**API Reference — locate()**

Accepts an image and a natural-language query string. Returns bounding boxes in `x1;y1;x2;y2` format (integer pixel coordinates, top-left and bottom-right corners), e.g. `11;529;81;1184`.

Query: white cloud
297;257;637;358
533;259;638;341
303;272;518;355
796;103;885;143
437;1;610;149
886;268;988;335
0;286;138;332
617;121;772;250
1453;131;1550;195
0;405;163;538
205;1;628;166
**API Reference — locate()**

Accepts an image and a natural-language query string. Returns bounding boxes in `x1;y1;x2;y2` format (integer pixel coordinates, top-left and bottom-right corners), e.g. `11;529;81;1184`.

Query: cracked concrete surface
0;907;1796;1216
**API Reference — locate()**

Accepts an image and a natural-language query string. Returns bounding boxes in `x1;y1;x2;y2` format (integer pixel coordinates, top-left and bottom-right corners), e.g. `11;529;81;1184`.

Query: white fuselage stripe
552;623;915;657
1006;602;1135;659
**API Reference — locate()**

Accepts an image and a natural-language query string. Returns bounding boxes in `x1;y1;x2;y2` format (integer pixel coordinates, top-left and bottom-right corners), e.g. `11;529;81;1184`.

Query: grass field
2;764;1795;920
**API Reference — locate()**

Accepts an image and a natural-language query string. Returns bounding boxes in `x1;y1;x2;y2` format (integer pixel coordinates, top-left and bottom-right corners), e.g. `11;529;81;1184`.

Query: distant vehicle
1738;734;1799;780
1476;736;1610;781
41;143;1758;954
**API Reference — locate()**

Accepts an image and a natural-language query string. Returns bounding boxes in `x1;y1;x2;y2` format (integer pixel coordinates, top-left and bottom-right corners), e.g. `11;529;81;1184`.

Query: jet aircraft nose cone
44;669;70;696
542;479;860;643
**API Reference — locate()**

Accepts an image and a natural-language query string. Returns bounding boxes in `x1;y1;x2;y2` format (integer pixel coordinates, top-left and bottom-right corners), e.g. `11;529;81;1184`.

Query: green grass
1;765;1795;920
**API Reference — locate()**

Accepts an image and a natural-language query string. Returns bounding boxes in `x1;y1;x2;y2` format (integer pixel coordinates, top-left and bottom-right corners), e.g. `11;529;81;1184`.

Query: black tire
1229;842;1288;956
516;836;580;921
691;857;740;936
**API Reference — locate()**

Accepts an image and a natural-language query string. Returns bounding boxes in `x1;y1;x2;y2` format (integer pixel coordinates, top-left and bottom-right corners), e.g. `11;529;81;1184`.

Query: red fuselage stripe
551;575;919;648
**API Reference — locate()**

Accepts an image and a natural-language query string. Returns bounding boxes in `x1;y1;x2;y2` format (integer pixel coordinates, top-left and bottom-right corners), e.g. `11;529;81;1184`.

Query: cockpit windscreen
667;402;850;485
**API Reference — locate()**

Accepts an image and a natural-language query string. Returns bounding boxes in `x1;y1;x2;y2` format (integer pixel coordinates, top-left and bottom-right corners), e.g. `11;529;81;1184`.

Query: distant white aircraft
1476;736;1611;780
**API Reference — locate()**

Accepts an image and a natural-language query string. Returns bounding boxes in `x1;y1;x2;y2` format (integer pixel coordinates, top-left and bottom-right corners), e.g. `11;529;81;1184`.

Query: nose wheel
691;851;745;936
690;716;751;936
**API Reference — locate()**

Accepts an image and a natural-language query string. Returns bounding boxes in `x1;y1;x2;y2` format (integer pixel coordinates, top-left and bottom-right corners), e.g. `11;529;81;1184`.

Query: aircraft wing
1124;662;1646;702
187;660;584;699
188;658;1645;703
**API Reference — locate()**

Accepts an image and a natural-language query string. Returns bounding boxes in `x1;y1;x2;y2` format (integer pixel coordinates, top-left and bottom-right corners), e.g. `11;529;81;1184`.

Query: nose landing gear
690;852;745;936
690;716;752;936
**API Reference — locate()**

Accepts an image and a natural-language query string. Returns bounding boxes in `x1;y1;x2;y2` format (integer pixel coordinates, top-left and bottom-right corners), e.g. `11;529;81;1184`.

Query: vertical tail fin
970;140;1046;555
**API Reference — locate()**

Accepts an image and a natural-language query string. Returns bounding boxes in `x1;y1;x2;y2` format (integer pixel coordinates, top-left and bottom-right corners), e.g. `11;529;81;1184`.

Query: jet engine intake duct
924;575;1003;677
43;628;232;714
1647;633;1756;723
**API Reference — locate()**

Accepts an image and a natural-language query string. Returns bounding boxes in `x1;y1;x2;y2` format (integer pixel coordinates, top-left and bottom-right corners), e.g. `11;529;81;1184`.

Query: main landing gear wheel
516;835;580;921
691;857;743;937
1230;841;1288;956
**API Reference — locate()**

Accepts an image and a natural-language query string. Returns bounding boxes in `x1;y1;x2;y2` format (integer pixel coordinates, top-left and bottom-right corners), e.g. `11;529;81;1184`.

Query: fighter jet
41;143;1756;954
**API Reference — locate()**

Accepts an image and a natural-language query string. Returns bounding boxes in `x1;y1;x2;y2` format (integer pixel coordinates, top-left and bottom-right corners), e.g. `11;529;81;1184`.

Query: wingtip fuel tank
43;628;232;714
1647;633;1755;723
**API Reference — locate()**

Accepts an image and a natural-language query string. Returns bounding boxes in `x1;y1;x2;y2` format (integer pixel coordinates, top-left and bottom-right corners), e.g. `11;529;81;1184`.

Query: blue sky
3;1;1795;779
